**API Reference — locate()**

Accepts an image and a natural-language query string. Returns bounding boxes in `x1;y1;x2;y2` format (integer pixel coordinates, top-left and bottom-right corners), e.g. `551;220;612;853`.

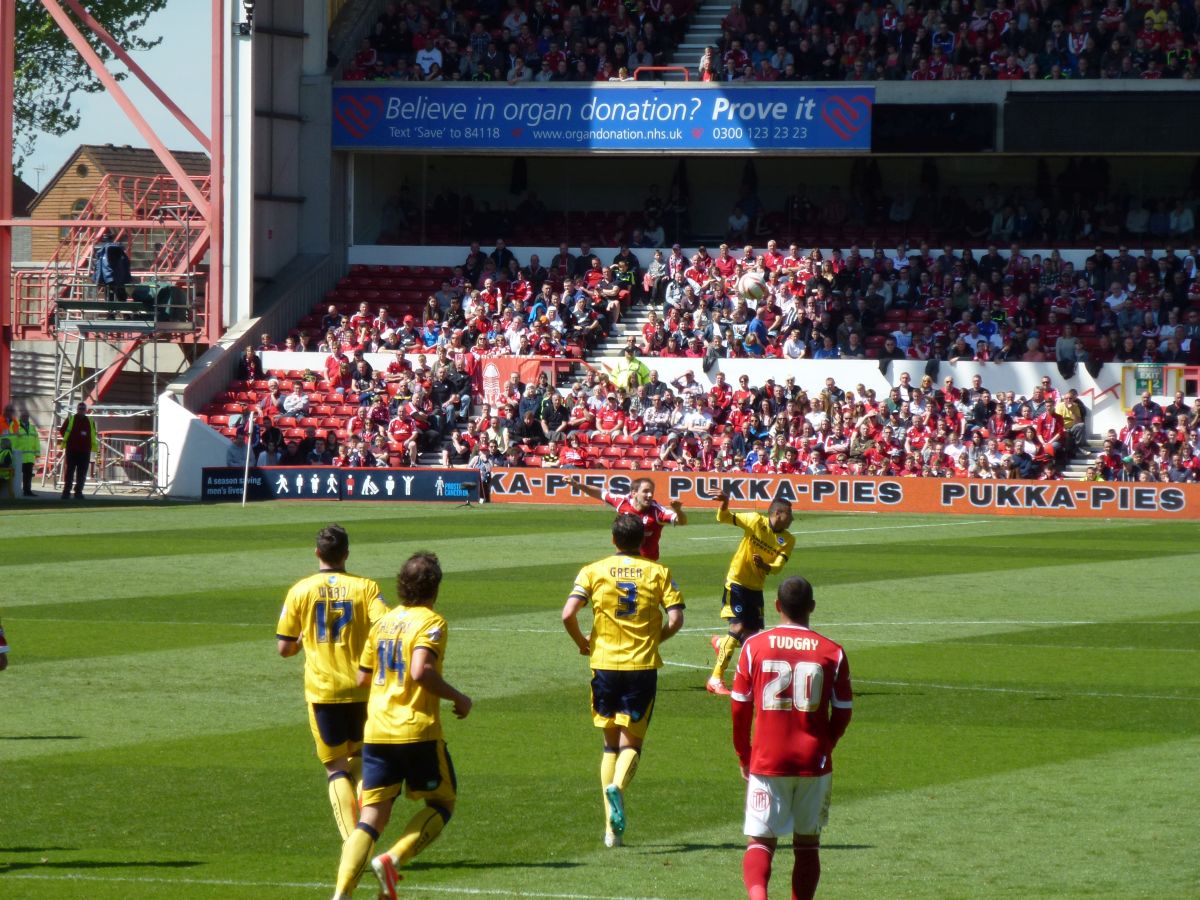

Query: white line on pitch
688;520;993;540
661;662;1198;701
2;872;667;900
822;620;1200;627
12;618;1198;635
855;678;1200;702
842;637;1197;653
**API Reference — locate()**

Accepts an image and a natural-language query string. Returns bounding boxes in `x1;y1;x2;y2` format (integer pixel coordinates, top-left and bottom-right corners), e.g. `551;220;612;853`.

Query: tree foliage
14;0;169;170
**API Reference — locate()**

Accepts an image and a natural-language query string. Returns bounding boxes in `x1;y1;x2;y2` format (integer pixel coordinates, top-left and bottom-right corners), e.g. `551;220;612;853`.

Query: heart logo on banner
819;95;872;142
511;127;524;138
692;127;704;139
334;94;384;140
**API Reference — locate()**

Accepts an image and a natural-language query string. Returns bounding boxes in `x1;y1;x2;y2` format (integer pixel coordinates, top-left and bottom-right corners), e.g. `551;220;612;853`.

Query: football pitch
1;501;1198;899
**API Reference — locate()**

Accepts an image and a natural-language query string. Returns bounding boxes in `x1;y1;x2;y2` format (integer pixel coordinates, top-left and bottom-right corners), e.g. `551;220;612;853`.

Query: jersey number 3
615;581;638;618
761;660;824;712
315;600;352;642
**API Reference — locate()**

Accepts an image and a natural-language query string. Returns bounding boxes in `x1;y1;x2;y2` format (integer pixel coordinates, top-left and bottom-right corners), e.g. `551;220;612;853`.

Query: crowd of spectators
289;235;1200;366
341;0;1200;84
344;0;693;83
232;269;1200;483
219;232;1200;480
703;0;1200;82
227;354;1200;482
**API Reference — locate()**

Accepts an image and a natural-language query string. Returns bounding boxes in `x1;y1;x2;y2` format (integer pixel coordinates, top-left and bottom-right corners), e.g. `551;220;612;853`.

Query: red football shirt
602;489;677;561
731;624;853;777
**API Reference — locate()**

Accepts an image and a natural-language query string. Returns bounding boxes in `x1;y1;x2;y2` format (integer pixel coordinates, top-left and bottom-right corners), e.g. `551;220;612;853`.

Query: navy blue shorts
311;701;367;747
591;669;657;730
722;584;765;633
362;739;457;801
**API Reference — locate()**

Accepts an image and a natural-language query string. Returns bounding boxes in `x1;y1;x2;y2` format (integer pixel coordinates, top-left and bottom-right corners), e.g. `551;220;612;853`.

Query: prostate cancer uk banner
332;83;872;153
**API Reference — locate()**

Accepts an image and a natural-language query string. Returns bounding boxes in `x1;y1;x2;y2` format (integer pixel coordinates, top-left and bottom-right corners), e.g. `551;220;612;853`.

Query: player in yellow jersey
277;525;389;841
562;514;685;847
331;551;472;900
707;494;795;696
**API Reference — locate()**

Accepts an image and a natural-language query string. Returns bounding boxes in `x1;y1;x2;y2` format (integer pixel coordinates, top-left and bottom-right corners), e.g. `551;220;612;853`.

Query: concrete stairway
667;1;728;77
592;299;658;358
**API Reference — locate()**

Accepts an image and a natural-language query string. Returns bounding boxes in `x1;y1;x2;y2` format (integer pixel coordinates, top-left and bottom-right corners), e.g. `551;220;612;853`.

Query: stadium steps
1061;448;1095;480
668;2;728;75
592;300;657;357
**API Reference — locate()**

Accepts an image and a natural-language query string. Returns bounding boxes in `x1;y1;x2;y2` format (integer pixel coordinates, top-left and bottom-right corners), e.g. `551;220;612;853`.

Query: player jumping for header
707;493;795;695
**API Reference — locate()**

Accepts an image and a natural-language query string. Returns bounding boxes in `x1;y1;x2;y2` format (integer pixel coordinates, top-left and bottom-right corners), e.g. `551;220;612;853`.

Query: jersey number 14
761;660;824;712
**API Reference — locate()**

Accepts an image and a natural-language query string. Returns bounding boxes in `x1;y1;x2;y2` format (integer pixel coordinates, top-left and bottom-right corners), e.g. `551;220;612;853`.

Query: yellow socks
601;748;618;831
328;771;359;840
712;634;741;681
386;805;448;867
612;747;640;791
333;823;376;894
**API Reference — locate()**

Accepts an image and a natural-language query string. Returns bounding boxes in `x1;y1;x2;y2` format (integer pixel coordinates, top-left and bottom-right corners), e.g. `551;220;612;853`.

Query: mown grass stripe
0;873;667;900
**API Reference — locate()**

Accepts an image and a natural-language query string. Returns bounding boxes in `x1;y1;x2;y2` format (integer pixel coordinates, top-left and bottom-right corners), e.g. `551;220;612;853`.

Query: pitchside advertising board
332;84;873;153
201;468;479;502
489;470;1199;520
202;466;1198;518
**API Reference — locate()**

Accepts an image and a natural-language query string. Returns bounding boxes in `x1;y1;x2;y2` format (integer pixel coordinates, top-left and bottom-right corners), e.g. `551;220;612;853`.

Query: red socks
791;844;821;900
743;842;773;900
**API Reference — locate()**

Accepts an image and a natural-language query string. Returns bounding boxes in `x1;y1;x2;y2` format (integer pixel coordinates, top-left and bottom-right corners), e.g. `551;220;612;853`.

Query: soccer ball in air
737;271;767;301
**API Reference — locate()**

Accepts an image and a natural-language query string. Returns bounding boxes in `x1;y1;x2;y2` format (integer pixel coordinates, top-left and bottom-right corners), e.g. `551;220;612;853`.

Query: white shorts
743;773;832;839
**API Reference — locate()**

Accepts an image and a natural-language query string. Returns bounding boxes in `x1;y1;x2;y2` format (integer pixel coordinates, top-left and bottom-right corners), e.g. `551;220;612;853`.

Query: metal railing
13;173;210;340
632;66;691;81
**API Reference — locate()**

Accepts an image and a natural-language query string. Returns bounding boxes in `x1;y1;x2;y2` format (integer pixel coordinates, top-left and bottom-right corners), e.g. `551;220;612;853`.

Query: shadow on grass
641;841;875;854
0;735;85;741
641;841;746;853
0;860;202;874
0;848;77;853
408;860;582;872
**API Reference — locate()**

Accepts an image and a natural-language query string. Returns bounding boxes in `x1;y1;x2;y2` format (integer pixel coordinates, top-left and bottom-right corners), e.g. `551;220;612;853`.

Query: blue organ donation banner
332;84;873;153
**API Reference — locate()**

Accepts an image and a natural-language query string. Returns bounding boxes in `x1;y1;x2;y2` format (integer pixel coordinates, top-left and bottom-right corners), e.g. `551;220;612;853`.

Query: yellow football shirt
569;554;685;671
276;570;389;703
717;508;795;591
359;604;449;744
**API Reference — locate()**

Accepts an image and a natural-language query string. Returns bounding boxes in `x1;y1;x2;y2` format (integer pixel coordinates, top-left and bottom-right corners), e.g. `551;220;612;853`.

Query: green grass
1;502;1198;899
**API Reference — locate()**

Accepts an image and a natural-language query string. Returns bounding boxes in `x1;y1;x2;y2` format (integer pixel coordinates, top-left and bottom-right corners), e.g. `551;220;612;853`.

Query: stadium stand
341;0;1200;84
197;234;1200;482
342;0;697;82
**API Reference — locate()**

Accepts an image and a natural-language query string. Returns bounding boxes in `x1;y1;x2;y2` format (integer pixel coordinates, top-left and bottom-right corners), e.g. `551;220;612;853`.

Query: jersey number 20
761;660;824;712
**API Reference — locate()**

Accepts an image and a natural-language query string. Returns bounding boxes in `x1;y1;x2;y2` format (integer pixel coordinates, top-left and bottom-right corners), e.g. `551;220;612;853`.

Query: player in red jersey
570;476;687;561
731;576;852;900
